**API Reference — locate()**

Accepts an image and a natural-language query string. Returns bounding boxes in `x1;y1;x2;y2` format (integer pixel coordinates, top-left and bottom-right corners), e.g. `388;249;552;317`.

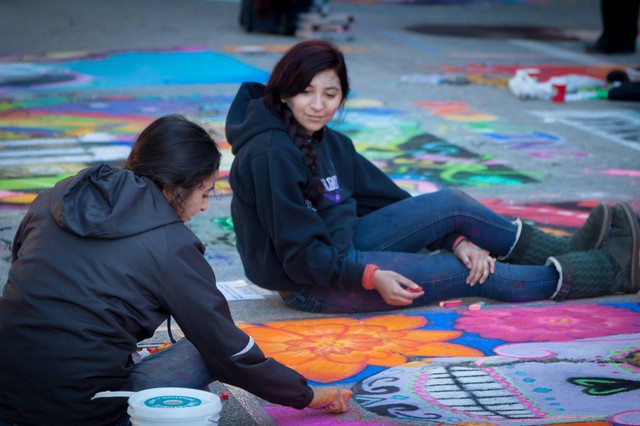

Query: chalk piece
407;287;423;293
469;302;485;311
439;299;462;308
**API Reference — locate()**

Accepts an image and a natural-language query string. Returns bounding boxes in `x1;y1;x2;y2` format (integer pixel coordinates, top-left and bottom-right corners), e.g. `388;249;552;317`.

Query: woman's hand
308;387;352;413
372;270;424;306
454;239;495;286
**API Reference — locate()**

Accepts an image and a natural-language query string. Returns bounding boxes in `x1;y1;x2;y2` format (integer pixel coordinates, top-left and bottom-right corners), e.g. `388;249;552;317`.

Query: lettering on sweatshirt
321;175;343;204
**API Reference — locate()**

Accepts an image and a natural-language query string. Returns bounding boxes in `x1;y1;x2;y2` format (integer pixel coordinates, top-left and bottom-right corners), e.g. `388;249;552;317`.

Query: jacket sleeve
11;202;39;263
11;215;28;263
350;150;411;217
160;231;313;409
246;146;364;288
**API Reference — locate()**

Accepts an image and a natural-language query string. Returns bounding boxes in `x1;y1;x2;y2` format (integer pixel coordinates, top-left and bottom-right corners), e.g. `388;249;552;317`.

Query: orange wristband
362;264;379;290
452;236;467;252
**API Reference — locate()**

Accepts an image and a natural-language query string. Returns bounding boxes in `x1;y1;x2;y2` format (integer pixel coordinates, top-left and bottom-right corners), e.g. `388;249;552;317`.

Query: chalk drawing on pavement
0;93;232;206
243;303;639;425
0;94;527;205
338;100;536;193
388;133;538;188
602;169;640;177
353;331;640;424
0;47;269;92
481;199;637;235
238;314;485;384
532;110;640;152
1;93;549;206
417;101;594;162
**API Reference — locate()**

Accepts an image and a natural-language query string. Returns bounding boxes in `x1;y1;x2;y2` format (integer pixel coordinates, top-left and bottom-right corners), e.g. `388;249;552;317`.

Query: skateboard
295;12;355;40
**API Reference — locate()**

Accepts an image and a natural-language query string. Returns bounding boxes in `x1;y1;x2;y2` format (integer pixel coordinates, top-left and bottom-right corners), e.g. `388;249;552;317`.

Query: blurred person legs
586;0;639;54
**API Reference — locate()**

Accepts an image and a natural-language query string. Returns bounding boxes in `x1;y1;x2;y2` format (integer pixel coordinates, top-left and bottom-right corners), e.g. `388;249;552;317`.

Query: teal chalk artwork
0;48;269;92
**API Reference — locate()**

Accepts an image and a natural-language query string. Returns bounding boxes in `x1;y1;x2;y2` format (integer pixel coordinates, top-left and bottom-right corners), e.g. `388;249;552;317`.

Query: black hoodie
0;164;312;426
226;83;410;292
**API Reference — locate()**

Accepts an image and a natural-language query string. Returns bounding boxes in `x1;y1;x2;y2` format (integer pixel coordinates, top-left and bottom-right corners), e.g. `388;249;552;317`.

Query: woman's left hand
454;240;495;286
308;387;353;413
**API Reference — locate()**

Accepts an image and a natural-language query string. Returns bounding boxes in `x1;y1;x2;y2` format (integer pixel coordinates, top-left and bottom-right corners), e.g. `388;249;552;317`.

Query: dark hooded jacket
0;164;312;426
226;83;410;291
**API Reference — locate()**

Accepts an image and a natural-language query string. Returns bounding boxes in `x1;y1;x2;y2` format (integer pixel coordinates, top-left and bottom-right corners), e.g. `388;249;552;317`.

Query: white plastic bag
508;69;607;101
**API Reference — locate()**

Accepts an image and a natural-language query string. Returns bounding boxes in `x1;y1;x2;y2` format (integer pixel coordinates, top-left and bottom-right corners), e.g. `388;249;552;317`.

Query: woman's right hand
372;270;424;306
453;239;495;286
308;386;352;413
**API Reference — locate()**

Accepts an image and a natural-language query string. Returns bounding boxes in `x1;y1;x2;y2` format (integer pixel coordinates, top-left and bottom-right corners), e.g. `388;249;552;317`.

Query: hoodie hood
50;164;181;239
225;82;287;155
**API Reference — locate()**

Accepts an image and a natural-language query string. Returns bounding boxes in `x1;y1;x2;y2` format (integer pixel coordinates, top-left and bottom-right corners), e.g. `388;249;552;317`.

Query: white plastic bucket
126;387;222;426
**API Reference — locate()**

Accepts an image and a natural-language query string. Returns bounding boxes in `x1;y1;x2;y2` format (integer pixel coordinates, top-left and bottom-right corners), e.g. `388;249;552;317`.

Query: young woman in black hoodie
0;114;351;426
226;40;638;314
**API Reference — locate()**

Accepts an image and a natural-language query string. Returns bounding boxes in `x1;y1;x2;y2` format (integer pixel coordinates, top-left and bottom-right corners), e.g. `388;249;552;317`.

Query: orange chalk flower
238;314;483;383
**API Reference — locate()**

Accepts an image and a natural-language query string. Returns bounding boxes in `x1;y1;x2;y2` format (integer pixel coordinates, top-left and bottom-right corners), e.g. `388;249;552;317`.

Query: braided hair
264;40;350;206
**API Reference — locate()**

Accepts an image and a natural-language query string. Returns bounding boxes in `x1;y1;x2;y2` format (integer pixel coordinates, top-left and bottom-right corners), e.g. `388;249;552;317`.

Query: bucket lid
127;387;222;420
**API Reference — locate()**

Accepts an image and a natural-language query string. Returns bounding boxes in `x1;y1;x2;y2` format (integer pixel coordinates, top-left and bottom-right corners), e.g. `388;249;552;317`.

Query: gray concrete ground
1;0;640;424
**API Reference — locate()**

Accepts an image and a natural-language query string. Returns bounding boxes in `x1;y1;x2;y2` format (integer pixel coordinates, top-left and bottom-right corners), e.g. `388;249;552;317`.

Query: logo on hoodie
321;175;343;204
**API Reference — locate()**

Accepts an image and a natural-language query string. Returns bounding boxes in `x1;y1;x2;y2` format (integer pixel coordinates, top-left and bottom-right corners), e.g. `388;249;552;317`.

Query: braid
276;105;325;206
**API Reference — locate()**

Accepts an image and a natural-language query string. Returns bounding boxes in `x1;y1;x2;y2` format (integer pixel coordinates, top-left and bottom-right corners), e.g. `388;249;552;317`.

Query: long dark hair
124;114;222;217
264;40;350;206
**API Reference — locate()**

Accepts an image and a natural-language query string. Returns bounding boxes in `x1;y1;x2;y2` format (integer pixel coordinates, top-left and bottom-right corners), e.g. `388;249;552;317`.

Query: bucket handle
92;391;136;400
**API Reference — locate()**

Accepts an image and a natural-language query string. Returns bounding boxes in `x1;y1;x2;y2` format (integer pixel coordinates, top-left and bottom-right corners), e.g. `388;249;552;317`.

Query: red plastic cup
551;79;567;103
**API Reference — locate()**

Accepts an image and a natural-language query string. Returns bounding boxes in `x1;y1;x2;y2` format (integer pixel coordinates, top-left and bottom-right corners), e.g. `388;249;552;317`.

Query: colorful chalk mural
239;302;640;425
416;101;594;161
0;47;270;207
0;93;233;206
3;49;633;211
532;110;640;150
0;94;536;207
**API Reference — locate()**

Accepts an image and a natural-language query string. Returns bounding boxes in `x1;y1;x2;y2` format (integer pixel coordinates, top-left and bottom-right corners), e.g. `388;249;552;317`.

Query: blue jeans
114;338;215;426
281;189;559;314
129;338;213;391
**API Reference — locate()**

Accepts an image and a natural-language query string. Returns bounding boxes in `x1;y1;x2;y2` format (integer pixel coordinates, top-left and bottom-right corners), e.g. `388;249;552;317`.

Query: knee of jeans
129;369;158;391
444;188;471;206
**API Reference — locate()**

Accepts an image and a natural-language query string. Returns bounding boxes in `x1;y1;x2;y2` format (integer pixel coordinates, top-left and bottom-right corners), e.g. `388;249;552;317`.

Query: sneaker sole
595;203;612;249
617;202;639;293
